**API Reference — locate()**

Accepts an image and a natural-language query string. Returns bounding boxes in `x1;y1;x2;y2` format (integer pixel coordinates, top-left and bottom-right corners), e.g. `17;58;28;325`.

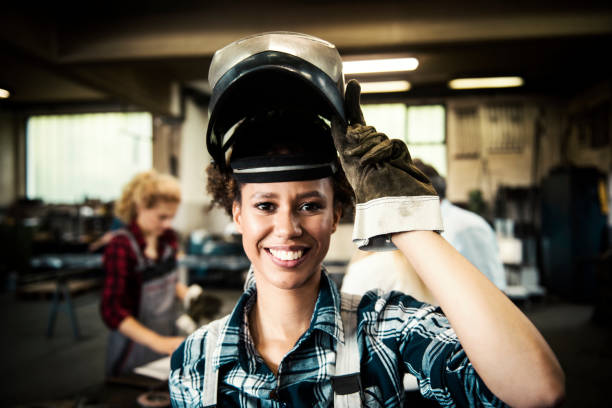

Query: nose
273;208;302;239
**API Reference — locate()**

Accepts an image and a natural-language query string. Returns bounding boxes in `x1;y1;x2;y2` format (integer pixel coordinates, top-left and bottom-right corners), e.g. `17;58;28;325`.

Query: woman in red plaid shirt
100;170;189;376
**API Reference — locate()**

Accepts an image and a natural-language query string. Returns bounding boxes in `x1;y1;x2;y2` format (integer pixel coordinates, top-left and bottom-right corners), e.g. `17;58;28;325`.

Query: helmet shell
206;32;346;166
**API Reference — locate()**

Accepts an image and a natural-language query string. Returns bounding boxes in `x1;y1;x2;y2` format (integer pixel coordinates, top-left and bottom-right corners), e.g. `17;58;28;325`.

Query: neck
143;231;157;242
251;270;321;344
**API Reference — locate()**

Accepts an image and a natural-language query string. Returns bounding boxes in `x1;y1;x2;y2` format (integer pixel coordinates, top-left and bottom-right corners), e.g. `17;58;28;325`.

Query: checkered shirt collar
214;266;342;372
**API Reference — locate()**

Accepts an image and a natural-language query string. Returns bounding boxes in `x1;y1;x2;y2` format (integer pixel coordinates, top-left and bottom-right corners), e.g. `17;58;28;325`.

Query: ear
232;201;243;234
331;203;342;234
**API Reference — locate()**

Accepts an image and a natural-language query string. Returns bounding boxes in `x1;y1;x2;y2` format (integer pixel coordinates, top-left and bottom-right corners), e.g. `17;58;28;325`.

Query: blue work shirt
441;199;507;291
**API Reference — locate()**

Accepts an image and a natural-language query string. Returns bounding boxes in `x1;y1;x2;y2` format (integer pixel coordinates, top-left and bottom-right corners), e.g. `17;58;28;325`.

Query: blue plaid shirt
169;270;506;407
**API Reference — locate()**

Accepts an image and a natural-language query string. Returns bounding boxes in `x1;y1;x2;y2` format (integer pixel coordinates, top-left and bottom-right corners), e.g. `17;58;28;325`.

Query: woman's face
233;178;341;290
136;200;179;237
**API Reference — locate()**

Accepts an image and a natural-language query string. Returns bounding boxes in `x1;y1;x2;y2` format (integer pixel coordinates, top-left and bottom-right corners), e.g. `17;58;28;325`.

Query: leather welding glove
331;79;443;250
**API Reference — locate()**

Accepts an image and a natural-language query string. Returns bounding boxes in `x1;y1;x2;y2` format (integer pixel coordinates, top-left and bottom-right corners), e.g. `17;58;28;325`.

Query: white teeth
269;248;304;261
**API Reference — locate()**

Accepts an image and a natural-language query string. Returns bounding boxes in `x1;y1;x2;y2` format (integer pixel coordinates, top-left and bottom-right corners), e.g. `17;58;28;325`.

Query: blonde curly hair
114;170;181;224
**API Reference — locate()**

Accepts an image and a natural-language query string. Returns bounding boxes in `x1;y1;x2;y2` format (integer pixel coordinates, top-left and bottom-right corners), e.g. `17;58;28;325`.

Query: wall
0;113;25;207
445;88;611;207
0;114;15;206
564;81;612;173
446;96;557;204
326;224;356;263
171;97;231;239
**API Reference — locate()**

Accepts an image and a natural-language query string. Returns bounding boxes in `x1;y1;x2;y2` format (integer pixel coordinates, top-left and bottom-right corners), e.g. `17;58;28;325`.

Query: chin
272;280;305;290
260;264;321;290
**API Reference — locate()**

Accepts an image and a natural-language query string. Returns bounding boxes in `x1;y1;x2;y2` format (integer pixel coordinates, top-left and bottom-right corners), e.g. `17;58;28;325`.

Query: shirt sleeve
100;236;138;329
454;227;507;291
169;328;208;407
368;291;508;407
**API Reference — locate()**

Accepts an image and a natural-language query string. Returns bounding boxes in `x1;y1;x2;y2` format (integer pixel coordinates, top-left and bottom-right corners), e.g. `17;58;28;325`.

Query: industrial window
361;104;447;175
26;112;153;204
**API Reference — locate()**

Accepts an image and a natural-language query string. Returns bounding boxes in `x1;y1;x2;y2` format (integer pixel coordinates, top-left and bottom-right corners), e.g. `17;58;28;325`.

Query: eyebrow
250;192;278;200
249;190;325;200
296;191;325;200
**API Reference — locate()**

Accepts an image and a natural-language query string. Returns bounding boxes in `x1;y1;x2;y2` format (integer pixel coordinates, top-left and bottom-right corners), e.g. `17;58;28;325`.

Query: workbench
25;253;251;339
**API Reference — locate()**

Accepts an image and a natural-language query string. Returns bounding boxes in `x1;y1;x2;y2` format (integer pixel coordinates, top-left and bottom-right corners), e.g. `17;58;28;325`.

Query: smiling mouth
268;248;306;261
264;246;312;266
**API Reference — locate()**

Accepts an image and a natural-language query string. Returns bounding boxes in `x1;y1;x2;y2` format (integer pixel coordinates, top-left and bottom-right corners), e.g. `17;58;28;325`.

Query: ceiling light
359;80;411;93
0;88;10;99
448;77;524;89
343;57;419;74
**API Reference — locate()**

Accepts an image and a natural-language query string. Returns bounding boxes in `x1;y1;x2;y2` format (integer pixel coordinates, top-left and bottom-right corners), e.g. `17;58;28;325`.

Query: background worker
100;170;190;376
414;159;507;291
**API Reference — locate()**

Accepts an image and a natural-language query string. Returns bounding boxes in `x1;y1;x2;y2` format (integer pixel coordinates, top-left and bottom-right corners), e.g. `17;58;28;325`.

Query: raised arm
118;315;184;356
393;230;564;407
331;79;565;407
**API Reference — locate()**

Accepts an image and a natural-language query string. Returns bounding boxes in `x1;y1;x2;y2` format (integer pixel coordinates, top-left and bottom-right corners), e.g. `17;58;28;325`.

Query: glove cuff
352;195;444;250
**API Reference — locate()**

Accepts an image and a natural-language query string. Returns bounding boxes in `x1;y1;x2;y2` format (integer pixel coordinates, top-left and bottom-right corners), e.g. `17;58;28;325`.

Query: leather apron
105;228;178;376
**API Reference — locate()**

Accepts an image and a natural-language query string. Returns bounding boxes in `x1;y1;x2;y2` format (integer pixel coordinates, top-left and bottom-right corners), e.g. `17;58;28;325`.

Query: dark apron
105;229;178;376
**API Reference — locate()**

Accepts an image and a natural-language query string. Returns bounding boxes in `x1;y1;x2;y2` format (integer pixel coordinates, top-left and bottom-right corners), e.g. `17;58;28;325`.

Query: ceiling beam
53;6;612;62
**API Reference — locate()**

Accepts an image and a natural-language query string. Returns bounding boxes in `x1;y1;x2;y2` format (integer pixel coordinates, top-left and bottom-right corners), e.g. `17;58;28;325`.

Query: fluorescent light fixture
360;80;411;93
343;57;419;74
448;76;524;89
0;88;10;99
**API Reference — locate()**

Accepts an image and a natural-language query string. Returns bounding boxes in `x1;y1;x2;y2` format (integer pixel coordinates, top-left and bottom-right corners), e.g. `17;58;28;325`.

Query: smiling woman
234;179;339;291
169;32;565;408
206;110;353;296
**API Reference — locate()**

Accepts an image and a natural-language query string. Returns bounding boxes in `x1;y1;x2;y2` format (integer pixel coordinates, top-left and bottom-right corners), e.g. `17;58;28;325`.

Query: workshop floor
0;291;609;407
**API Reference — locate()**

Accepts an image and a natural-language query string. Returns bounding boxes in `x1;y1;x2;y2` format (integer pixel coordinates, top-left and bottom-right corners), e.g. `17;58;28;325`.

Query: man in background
414;159;507;291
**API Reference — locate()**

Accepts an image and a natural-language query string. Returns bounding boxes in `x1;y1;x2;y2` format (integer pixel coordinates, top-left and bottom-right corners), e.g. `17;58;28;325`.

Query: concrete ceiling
2;1;612;117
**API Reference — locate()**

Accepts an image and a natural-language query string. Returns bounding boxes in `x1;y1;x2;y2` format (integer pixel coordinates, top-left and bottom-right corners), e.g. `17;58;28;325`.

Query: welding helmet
206;31;346;168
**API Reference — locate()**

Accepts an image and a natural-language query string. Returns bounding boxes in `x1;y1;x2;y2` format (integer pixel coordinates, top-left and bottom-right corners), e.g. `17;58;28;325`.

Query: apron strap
113;229;146;271
333;292;363;407
202;315;230;407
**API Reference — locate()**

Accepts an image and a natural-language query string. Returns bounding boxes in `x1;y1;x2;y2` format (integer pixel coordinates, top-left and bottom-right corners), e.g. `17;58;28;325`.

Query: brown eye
255;202;275;212
299;202;322;212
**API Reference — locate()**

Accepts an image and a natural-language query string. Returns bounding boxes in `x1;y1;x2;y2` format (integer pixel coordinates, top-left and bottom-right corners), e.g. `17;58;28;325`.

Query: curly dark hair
206;110;355;218
206;161;355;218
